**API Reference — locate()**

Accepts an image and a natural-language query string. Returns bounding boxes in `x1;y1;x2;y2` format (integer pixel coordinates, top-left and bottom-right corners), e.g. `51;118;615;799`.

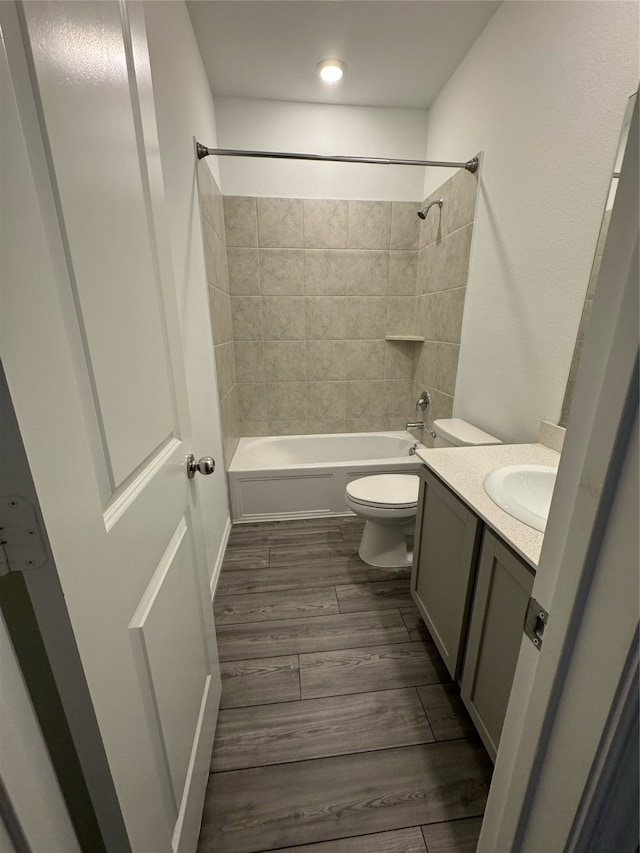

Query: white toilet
345;418;501;568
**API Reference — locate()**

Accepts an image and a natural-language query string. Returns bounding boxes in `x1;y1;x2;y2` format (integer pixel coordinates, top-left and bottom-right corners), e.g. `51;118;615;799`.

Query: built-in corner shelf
384;335;425;342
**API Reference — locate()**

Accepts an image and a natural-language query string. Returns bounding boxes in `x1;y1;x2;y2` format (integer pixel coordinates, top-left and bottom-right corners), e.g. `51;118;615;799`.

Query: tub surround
197;162;238;467
200;164;477;454
412;162;479;424
415;442;560;568
224;194;421;437
223;164;478;439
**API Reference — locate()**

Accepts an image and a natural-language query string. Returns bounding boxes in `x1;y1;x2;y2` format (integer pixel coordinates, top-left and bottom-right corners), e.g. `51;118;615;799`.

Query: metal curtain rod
195;142;478;173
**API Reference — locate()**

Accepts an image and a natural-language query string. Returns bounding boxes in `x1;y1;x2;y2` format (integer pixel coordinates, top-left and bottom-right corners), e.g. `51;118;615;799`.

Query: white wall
422;1;639;442
215;97;428;200
144;2;230;582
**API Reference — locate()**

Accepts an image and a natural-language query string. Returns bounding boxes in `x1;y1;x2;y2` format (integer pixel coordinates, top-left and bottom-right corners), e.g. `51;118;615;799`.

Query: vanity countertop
415;442;560;569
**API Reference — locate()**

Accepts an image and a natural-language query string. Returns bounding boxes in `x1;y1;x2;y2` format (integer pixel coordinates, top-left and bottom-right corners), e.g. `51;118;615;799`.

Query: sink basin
484;464;557;532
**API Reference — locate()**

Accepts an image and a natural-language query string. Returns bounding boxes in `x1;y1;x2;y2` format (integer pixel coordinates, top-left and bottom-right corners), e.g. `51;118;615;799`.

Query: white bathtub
228;431;425;522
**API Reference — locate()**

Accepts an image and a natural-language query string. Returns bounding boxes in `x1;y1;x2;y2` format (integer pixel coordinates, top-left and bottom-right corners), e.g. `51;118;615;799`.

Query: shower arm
195;142;479;173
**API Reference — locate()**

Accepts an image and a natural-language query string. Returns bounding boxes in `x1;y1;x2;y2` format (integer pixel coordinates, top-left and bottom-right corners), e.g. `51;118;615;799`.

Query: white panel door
0;2;220;851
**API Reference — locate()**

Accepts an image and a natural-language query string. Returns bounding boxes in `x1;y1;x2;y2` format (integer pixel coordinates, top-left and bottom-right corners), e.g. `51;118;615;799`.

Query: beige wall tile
234;341;265;383
414;341;460;397
219;386;240;467
435;342;461;397
345;297;387;340
417;239;447;295
237;382;267;421
389;251;418;296
344;418;387;433
434;287;466;343
227;248;260;296
214;341;236;398
259;249;304;295
384;340;414;379
261;296;305;340
230;296;262;341
303;200;348;248
387;297;417;337
257;198;303;248
240;421;269;437
382;416;407;431
305;297;348;340
382;380;411;416
203;218;228;291
305;340;351;381
347;201;391;249
390;202;420;250
412;339;436;385
305;381;347;420
440;224;473;292
312;420;347;434
224;196;258;247
209;286;232;344
344;340;386;380
304;250;349;296
445;167;478;236
263;341;306;382
268;420;309;436
266;382;307;421
345;251;389;296
344;380;385;418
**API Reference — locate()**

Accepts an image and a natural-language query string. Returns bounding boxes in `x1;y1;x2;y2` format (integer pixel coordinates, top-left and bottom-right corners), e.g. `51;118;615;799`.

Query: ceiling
187;1;501;110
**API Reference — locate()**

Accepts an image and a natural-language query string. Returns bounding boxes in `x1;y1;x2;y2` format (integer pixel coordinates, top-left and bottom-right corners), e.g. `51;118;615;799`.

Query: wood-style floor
197;517;492;853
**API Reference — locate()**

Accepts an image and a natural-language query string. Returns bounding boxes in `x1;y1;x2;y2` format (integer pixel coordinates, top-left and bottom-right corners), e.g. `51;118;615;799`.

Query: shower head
417;198;444;219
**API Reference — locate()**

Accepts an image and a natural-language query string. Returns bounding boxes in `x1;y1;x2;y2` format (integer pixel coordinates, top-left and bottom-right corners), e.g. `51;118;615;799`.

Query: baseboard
209;516;231;602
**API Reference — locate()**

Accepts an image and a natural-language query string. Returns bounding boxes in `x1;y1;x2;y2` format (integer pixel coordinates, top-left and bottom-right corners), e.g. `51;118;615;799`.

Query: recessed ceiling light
317;58;346;83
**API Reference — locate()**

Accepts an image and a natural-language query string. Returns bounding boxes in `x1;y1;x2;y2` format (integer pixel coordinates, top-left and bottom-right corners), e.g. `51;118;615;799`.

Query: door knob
186;455;215;479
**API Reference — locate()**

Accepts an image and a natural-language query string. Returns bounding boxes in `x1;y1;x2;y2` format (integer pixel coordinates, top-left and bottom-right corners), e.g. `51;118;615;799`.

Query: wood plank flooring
199;517;492;853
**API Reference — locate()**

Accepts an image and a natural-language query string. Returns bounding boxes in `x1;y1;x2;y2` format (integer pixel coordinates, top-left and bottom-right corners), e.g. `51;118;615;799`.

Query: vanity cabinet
410;468;483;680
461;530;534;760
411;465;536;761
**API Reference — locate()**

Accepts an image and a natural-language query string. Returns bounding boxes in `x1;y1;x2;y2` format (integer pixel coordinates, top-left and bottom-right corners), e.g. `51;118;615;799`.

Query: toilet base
358;519;415;568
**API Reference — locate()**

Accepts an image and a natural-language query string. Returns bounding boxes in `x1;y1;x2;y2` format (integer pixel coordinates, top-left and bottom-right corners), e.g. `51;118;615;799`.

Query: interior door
0;2;220;851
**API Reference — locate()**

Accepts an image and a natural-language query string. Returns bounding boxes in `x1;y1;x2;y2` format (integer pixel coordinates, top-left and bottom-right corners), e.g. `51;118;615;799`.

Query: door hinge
0;496;47;576
524;597;549;650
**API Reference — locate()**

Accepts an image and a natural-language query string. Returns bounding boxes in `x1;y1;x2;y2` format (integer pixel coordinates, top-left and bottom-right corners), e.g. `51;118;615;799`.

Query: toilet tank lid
433;418;502;447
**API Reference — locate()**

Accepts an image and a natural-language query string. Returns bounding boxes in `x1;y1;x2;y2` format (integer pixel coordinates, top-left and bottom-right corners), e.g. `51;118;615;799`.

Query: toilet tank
433;418;502;448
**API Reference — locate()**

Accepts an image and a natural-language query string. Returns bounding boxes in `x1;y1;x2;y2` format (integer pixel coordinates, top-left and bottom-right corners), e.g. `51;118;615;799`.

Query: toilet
345;418;502;567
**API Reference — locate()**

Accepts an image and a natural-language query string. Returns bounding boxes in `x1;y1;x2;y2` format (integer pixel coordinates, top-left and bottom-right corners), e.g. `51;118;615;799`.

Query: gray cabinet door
461;530;534;761
411;468;482;680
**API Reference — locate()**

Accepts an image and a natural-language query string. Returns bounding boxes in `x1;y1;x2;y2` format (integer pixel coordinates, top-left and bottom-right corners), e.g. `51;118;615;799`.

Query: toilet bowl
346;419;502;568
345;473;420;568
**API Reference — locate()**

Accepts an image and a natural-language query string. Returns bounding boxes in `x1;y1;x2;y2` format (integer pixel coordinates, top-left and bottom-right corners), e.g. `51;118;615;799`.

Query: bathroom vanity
411;442;560;760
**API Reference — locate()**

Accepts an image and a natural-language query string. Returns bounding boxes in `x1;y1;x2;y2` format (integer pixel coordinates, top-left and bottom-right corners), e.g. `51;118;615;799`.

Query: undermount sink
484;464;557;532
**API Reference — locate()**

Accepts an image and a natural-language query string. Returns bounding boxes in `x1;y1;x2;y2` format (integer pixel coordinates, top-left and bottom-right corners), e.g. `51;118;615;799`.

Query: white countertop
415;443;560;568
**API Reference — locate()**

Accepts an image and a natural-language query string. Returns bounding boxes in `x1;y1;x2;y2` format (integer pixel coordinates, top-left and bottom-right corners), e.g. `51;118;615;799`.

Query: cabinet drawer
411;468;482;680
461;530;534;761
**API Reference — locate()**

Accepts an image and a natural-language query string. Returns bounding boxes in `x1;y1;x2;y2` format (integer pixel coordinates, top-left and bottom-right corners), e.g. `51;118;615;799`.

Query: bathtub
228;431;425;522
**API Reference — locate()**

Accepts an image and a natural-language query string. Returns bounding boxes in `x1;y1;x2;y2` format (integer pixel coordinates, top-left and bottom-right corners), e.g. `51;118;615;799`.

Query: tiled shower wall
197;163;239;466
198;161;478;454
412;166;479;424
223;196;421;436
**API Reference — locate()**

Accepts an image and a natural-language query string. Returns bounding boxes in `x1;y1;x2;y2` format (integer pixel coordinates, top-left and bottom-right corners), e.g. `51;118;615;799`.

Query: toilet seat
346;474;419;510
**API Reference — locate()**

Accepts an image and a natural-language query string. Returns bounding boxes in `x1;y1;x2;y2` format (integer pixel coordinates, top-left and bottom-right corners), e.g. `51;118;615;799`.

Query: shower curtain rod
195;142;479;173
